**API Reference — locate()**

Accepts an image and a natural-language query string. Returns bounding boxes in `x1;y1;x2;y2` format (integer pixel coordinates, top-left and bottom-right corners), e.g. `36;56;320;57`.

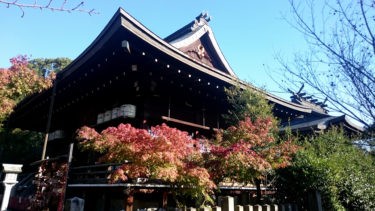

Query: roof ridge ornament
191;12;211;31
288;84;328;114
197;11;211;22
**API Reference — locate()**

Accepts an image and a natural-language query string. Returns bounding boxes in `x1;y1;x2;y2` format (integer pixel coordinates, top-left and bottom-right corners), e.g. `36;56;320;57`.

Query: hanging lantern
48;130;65;141
97;113;104;124
54;130;65;139
104;110;112;122
119;104;136;118
112;107;119;119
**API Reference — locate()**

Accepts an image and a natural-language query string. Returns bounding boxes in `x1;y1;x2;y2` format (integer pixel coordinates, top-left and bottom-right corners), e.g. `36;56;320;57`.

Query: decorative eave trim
169;25;208;48
169;24;236;77
205;27;237;77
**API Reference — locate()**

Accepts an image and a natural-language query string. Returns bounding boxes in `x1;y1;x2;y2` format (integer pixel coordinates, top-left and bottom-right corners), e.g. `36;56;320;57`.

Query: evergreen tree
275;128;375;210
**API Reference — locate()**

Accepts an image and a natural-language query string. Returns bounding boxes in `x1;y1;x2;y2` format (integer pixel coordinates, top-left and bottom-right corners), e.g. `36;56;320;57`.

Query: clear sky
0;1;307;99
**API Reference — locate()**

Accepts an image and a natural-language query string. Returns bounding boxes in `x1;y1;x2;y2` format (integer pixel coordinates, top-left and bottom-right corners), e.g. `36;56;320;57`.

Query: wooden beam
161;116;210;130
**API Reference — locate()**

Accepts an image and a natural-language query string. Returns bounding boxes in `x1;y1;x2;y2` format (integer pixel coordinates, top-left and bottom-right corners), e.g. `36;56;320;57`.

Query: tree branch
359;0;375;55
0;0;97;17
280;0;375;127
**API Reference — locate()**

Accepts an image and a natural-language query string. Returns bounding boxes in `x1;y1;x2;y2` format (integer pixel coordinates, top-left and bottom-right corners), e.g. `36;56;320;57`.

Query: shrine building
7;8;363;210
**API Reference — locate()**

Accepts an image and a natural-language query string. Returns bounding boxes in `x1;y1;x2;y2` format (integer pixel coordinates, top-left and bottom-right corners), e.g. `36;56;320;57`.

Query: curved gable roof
10;8;334;131
165;13;236;77
72;8;313;114
57;8;240;88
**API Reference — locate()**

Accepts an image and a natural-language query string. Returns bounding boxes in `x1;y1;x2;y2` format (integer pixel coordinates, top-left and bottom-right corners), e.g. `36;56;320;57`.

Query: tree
0;128;43;164
223;86;275;124
28;57;71;76
207;117;298;203
0;55;54;164
76;86;298;205
278;0;375;128
207;86;298;203
275;128;375;210
0;0;96;17
0;55;54;127
77;123;216;206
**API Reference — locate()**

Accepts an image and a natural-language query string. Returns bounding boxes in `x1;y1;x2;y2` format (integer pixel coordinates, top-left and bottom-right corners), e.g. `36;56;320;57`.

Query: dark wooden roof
280;114;364;134
7;8;362;134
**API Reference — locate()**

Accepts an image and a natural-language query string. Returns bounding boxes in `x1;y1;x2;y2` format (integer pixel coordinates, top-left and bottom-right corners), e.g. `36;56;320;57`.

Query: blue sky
0;1;307;98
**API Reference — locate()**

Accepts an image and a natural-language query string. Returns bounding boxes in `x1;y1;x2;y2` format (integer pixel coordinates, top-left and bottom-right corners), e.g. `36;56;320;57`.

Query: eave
9;8;317;131
116;8;238;86
280;115;364;134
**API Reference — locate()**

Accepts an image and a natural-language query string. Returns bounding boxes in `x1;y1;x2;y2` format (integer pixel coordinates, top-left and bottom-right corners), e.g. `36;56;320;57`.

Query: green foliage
0;55;54;165
363;125;375;153
275;128;375;210
0;128;43;164
28;57;71;76
223;85;275;125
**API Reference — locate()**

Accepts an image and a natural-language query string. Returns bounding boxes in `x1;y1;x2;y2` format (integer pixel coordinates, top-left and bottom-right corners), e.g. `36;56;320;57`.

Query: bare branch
359;0;375;55
279;0;375;128
0;0;98;16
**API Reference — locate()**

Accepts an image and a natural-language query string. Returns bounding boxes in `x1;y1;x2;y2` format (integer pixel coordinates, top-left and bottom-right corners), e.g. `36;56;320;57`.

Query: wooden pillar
124;188;134;211
42;78;58;160
162;191;168;209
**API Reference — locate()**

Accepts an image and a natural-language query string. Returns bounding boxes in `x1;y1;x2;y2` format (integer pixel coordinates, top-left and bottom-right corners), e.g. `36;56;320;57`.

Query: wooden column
162;191;168;209
42;78;58;160
124;188;134;211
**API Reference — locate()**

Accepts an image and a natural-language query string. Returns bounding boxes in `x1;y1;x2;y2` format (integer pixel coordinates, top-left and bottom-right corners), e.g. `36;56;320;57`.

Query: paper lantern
119;104;136;118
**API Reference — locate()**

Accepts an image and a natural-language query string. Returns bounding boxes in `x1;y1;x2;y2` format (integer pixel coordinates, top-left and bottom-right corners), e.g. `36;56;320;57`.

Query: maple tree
0;55;54;127
208;117;297;181
208;86;298;202
77;123;216;205
76;86;298;205
206;117;298;202
0;55;54;164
